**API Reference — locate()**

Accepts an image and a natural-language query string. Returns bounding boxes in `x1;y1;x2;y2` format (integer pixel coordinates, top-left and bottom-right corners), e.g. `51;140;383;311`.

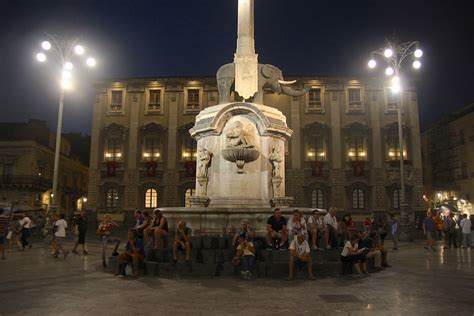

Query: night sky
1;0;474;134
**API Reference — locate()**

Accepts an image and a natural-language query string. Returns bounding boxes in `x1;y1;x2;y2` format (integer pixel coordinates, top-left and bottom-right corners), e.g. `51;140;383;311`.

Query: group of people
422;208;473;250
0;210;43;256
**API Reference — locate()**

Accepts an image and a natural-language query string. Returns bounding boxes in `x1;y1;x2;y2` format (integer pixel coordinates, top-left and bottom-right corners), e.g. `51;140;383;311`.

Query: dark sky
1;0;474;134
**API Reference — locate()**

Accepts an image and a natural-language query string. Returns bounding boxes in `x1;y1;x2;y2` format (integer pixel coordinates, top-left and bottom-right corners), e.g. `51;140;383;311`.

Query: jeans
21;228;30;249
101;236;121;262
241;255;255;272
392;232;399;249
462;233;472;248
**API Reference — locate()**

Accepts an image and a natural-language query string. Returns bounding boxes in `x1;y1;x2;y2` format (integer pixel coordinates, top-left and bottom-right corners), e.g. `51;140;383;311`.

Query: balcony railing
0;175;52;189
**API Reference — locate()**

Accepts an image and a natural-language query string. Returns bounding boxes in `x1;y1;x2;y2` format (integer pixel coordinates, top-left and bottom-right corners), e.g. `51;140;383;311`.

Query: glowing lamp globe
413;60;421;69
36;52;46;62
41;41;51;50
384;48;393;58
368;59;376;68
385;67;394;76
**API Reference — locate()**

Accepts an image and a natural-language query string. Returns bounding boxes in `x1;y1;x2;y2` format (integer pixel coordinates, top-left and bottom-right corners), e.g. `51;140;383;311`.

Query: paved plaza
0;240;473;315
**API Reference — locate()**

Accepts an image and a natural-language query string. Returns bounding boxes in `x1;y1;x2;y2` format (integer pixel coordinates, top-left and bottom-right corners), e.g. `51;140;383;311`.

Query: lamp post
35;35;96;214
367;39;423;240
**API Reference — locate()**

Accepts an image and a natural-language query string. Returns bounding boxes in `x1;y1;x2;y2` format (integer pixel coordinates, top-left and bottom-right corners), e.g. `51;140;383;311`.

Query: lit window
182;135;197;161
186;88;201;112
145;188;158;208
348;136;366;161
105;138;122;161
387;137;406;161
307;88;323;112
352;188;365;209
393;189;401;209
105;188;118;208
148;89;162;112
110;90;123;112
311;189;324;209
307;138;326;161
185;188;196;208
143;137;161;161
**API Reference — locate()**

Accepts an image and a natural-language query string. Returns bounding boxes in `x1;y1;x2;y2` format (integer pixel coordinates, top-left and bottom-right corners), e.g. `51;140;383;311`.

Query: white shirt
55;219;68;237
287;217;307;233
308;215;324;228
460;218;472;234
20;217;32;229
341;241;358;257
324;213;338;230
289;238;310;257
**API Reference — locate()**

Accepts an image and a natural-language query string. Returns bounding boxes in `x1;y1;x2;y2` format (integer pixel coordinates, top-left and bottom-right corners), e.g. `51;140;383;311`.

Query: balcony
384;161;414;185
0;176;52;190
345;161;370;181
303;161;329;180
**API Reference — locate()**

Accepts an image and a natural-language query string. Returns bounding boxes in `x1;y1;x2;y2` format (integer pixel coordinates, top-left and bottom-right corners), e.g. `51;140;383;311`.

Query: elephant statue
216;63;310;104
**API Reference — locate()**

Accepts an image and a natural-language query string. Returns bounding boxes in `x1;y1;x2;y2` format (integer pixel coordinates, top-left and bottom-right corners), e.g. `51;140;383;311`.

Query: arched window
185;188;196;208
145;188;158;208
352;188;365;209
393;189;401;209
311;189;324;209
105;188;118;208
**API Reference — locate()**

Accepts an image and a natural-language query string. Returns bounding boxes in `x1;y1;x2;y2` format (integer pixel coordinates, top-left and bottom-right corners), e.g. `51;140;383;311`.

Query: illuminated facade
87;76;424;219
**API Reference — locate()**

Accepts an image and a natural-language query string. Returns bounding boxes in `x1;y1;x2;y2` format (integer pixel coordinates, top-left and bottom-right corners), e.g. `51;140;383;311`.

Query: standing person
287;209;308;243
460;214;472;248
72;213;88;255
266;208;288;250
287;232;316;281
423;209;436;251
115;229;145;278
0;209;9;259
308;210;326;250
443;213;457;249
388;214;399;251
376;218;388;248
323;207;339;249
53;214;69;259
97;214;121;268
234;233;256;280
172;221;192;264
433;212;444;241
19;213;32;250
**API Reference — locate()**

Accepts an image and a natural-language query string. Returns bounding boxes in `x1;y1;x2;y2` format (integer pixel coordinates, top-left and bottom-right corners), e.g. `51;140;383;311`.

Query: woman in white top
287;209;308;242
307;210;326;250
340;235;369;276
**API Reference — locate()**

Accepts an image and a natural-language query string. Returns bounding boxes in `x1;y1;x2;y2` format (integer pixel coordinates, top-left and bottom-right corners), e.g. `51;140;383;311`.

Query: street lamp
367;39;423;240
35;34;96;214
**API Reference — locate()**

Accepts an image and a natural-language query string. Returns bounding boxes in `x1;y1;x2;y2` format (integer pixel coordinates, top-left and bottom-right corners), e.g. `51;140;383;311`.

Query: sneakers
241;270;251;280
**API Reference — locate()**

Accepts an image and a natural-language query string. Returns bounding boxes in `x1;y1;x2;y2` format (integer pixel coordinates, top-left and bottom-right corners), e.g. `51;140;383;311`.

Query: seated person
287;209;308;243
144;209;168;248
307;210;326;250
232;219;256;248
233;233;256;280
266;209;288;250
358;231;391;269
116;229;145;278
342;213;356;242
135;211;151;240
287;232;315;281
173;221;192;264
340;234;369;277
323;207;340;249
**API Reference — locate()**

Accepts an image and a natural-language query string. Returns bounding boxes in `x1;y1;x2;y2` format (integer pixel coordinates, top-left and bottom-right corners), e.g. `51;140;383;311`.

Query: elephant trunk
281;85;310;97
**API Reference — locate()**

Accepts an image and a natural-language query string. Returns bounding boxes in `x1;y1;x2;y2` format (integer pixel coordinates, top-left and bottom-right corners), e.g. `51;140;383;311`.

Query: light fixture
360;152;366;157
413;60;421;69
437;193;442;198
61;79;73;90
64;61;74;70
82;197;88;203
348;152;355;157
86;57;96;67
105;153;113;158
384;48;393;58
74;45;85;55
41;41;52;50
36;52;46;62
143;153;151;158
307;152;315;157
62;70;72;79
116;153;122;158
389;151;395;157
414;48;423;58
319;152;326;157
385;67;394;76
154;153;161;157
183;152;191;158
368;59;376;68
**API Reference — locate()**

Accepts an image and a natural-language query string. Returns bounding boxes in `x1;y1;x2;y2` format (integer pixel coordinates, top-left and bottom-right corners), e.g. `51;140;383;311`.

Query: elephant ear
261;65;275;79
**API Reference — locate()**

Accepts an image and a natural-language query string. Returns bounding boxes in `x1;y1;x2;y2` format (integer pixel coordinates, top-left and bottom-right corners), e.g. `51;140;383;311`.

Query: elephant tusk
278;80;297;86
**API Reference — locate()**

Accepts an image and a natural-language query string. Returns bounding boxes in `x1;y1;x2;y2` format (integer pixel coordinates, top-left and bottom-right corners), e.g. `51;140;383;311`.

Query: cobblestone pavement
0;240;473;315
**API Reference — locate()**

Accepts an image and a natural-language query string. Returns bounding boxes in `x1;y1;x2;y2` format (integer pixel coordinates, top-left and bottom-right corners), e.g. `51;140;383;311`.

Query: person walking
72;213;88;255
19;214;32;250
53;214;69;259
460;214;472;248
97;214;121;268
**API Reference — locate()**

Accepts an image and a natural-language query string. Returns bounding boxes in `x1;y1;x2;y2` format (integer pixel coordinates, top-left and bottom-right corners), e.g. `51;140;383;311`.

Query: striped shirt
0;216;8;237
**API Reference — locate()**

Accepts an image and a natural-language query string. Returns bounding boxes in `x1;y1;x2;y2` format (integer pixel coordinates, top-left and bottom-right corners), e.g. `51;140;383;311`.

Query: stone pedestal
190;102;293;208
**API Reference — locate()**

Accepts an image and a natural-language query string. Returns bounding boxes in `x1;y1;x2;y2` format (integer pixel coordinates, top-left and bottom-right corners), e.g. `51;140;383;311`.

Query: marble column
329;88;344;209
164;91;179;206
369;89;385;212
124;92;140;209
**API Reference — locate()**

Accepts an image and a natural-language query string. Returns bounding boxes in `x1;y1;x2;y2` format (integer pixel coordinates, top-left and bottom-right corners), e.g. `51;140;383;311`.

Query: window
147;89;162;113
143;137;161;161
110;90;123;112
185;188;196;208
386;90;400;112
348;136;366;161
347;88;363;112
307;88;323;112
311;189;324;209
387;137;407;161
105;188;119;208
352;189;365;209
182;135;197;161
393;189;401;209
185;88;201;112
105;138;122;161
307;138;326;161
144;188;158;208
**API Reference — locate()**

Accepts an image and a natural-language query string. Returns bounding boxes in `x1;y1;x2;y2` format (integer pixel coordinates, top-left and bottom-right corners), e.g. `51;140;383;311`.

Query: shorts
270;231;282;239
426;231;435;241
340;254;366;264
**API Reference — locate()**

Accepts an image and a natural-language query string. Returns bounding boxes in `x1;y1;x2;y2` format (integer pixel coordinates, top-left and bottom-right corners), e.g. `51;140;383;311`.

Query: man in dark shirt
266;208;288;250
72;213;88;255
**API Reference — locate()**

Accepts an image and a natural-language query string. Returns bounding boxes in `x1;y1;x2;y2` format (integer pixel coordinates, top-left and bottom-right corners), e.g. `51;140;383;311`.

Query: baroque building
0;119;89;217
87;76;424;220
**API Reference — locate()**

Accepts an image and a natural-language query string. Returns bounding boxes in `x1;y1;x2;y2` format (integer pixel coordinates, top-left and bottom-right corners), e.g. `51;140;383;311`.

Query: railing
0;175;52;189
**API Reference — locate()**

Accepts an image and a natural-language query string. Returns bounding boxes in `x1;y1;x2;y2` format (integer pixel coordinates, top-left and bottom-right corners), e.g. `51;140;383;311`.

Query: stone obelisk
234;0;259;100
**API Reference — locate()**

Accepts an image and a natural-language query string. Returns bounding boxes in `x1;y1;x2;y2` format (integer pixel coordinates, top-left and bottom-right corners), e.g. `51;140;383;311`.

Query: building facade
421;103;474;213
0;119;89;217
87;76;424;219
